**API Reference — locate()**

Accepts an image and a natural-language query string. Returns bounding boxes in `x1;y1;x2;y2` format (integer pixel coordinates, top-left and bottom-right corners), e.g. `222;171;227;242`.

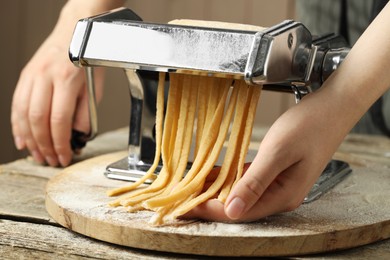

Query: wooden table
1;128;390;259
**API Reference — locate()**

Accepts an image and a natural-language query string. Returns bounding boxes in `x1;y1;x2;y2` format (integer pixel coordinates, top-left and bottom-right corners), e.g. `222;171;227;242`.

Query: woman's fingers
223;148;292;220
186;160;318;223
12;70;46;164
11;76;28;151
11;49;89;167
227;161;313;222
29;74;58;166
72;85;90;134
183;199;229;221
50;63;91;166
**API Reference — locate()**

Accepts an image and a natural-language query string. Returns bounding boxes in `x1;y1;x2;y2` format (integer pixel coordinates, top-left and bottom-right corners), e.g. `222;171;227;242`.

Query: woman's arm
189;2;390;221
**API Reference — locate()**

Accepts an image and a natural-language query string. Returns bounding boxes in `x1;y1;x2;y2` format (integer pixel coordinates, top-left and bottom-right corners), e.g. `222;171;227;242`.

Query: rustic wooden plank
338;134;390;165
0;219;189;260
46;150;390;257
1;127;390;259
1;217;389;260
1;219;389;260
0;172;51;222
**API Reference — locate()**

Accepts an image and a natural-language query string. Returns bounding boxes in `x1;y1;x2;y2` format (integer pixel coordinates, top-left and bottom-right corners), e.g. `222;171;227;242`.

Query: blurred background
1;0;296;164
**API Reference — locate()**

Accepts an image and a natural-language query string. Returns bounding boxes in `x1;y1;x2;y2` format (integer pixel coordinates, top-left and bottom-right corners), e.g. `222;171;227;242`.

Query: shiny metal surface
246;20;314;86
304;160;352;203
69;10;350;103
69;8;352;201
70;16;319;92
72;20;257;76
125;69;143;166
309;33;351;91
69;67;99;148
105;157;159;184
85;67;98;140
321;48;350;83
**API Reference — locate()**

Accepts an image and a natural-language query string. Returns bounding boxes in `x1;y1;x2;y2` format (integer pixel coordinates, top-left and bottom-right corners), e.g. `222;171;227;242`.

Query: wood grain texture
0;171;51;222
0;220;185;260
1;128;390;258
46;142;390;257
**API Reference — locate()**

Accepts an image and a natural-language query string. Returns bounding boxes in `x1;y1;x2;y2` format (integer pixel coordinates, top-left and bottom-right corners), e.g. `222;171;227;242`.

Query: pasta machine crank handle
247;23;350;101
70;67;98;151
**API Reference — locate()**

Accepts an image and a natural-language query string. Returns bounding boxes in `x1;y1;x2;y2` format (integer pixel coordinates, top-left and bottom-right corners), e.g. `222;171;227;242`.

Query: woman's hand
187;2;390;222
11;0;123;167
11;36;104;167
187;89;350;221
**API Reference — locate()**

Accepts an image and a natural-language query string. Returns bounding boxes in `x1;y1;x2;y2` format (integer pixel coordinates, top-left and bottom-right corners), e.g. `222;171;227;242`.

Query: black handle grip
70;129;89;151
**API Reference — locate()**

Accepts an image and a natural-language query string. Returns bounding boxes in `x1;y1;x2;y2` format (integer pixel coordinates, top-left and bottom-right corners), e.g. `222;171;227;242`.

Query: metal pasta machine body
69;8;351;203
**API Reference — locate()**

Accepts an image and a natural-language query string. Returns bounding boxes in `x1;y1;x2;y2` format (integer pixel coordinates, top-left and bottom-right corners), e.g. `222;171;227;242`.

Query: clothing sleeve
295;0;371;45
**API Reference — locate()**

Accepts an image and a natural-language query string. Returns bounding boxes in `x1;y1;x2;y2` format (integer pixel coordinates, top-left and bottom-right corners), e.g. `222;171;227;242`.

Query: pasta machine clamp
69;8;352;202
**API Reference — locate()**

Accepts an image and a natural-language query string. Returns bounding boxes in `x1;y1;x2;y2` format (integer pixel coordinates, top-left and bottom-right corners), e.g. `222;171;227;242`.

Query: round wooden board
46;148;390;257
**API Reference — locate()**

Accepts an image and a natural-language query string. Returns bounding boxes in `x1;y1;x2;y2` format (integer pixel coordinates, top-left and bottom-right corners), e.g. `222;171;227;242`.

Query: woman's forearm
322;2;390;115
305;2;390;148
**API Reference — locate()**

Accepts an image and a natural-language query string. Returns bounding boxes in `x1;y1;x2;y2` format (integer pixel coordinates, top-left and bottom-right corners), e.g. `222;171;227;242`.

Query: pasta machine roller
69;8;351;203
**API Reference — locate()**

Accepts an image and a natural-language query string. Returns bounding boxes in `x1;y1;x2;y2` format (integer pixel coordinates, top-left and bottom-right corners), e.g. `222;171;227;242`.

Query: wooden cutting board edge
45;151;390;257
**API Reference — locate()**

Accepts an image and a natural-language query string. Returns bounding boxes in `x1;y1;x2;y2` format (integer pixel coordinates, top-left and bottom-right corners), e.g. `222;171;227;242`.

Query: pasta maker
69;8;351;203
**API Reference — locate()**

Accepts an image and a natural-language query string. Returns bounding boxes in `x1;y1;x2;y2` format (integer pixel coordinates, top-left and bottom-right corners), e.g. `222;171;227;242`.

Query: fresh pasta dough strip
126;204;144;213
193;76;221;159
121;189;164;207
202;77;221;133
163;75;199;191
167;75;184;158
106;72;166;197
219;85;261;201
194;76;209;157
111;74;197;208
170;80;249;217
232;85;262;185
150;183;204;225
151;79;232;200
217;152;241;202
167;75;192;177
108;74;181;203
160;75;197;192
143;80;239;209
154;181;205;225
138;75;199;213
108;168;169;207
150;189;198;225
107;71;262;225
158;79;232;193
218;82;253;201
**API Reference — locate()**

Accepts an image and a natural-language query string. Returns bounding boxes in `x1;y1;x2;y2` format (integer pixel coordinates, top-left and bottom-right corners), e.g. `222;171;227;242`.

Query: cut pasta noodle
107;72;261;225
